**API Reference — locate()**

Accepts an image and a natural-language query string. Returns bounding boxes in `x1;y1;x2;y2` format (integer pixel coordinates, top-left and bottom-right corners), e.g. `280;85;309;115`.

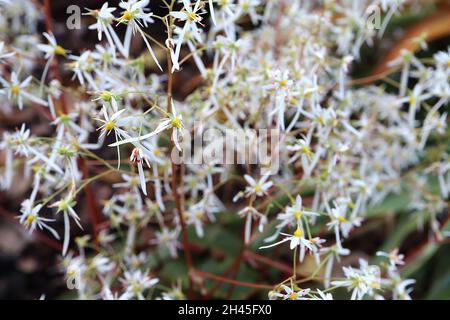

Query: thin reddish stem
77;157;102;247
193;269;274;290
165;16;194;299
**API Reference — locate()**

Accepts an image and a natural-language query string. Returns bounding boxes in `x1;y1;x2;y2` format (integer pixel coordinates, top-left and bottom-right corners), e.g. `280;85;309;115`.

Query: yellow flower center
104;121;115;132
54;45;66;56
11;85;19;95
301;145;311;155
279;79;287;87
130;177;139;188
121;10;132;21
338;216;347;223
316;115;324;125
25;214;35;225
294;210;302;220
32;165;42;173
129;211;138;221
154;148;161;156
294;227;302;238
100;91;112;102
195;211;204;219
289;292;297;300
171;117;182;129
254;184;262;193
409;96;416;106
187;12;198;22
370;281;380;289
58;200;68;212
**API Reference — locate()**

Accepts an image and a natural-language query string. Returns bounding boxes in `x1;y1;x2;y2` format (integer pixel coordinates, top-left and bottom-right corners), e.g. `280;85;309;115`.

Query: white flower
433;48;450;70
243;174;273;198
109;99;184;151
314;289;333;300
1;124;30;157
277;195;319;229
169;0;206;70
37;32;67;59
90;254;115;274
171;24;206;75
238;0;261;24
117;0;162;70
260;225;313;262
150;227;180;258
161;281;185;300
0;125;32;189
326;201;363;249
64;254;87;291
130;147;151;195
121;269;159;300
92;90;121;112
0;72;48;109
101;287;132;300
287;137;314;162
17;199;59;240
376;248;405;270
68;51;98;89
238;206;267;243
86;2;116;41
118;0;154;26
50;196;82;256
37;33;68;88
273;285;310;300
332;260;381;300
96;106;129;167
185;203;207;238
393;279;415;300
96;106;127;139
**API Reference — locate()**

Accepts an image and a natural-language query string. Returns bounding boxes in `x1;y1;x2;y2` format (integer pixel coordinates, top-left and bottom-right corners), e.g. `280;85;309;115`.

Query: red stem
193;269;273;290
77;157;102;247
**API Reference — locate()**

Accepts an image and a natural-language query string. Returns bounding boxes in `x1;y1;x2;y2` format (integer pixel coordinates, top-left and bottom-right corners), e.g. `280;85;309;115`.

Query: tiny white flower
238;206;267;243
0;72;48;109
130;147;151;195
17;199;59;240
273;285;310;300
260;225;313;262
37;32;67;59
109;99;184;151
50;196;82;256
117;0;162;70
243;174;273;198
121;269;159;300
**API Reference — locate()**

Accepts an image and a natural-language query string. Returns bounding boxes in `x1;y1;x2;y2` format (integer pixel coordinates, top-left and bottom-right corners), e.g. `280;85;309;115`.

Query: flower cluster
0;0;448;300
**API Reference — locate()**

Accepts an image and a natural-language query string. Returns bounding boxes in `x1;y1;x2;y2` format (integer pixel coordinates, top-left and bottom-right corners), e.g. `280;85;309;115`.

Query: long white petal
62;212;70;256
137;163;147;195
